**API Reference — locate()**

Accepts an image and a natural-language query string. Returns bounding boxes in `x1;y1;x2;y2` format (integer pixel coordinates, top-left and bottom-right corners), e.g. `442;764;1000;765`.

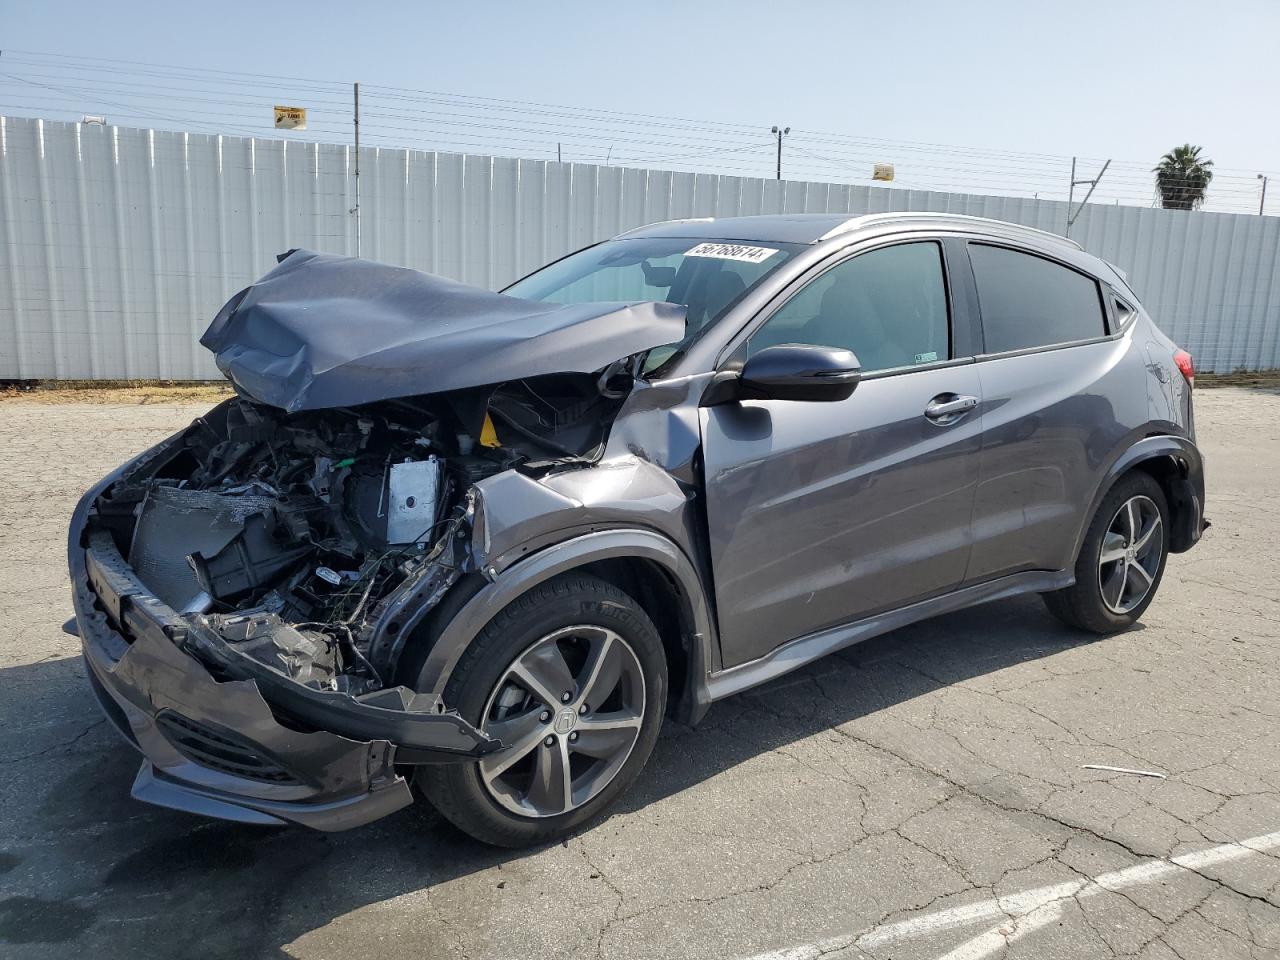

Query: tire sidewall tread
416;573;667;847
1043;471;1171;634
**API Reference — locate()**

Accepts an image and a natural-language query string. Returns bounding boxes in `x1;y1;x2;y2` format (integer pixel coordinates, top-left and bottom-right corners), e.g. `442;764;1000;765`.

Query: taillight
1173;349;1194;386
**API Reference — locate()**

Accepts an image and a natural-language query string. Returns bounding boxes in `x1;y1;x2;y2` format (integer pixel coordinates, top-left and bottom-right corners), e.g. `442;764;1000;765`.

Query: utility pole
1065;157;1110;237
557;142;562;163
353;82;361;257
1067;157;1076;218
1259;174;1269;216
771;125;790;180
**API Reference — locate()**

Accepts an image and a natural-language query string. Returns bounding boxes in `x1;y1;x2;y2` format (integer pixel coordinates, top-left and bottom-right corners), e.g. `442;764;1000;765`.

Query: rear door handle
924;394;979;423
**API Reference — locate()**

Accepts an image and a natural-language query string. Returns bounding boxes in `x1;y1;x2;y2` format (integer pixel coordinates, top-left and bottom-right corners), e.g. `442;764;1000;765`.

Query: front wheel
1043;471;1170;634
416;574;667;847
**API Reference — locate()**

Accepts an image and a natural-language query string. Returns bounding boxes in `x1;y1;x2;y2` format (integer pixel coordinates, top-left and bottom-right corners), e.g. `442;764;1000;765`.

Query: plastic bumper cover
71;509;497;832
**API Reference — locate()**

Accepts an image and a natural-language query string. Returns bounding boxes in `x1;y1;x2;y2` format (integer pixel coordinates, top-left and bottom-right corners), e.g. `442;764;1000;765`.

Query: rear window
969;244;1106;353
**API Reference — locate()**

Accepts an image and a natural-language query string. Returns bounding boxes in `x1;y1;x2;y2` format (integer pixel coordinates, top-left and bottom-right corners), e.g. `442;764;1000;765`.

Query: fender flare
416;528;719;723
1071;434;1205;561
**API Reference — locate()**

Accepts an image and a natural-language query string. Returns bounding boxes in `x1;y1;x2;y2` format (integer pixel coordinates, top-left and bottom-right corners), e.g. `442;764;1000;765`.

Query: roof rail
817;212;1084;251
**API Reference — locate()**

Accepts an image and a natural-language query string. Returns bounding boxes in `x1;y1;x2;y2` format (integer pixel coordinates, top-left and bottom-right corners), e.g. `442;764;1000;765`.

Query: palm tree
1153;144;1214;210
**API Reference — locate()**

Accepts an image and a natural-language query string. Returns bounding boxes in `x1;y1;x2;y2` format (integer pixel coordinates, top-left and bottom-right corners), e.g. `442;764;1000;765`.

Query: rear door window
968;244;1106;353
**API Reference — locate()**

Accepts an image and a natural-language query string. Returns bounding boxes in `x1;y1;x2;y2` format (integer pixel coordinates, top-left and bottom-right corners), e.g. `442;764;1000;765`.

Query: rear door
963;241;1148;580
701;239;985;669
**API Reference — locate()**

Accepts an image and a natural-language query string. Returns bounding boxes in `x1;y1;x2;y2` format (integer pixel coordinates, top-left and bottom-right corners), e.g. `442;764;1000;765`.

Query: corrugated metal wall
3;115;1279;378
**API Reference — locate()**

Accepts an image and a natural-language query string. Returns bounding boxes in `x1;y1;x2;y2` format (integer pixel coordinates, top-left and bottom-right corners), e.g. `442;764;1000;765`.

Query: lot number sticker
684;242;779;264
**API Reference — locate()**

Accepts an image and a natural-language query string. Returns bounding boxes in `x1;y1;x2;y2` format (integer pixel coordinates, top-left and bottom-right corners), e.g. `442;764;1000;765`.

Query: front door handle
924;394;979;424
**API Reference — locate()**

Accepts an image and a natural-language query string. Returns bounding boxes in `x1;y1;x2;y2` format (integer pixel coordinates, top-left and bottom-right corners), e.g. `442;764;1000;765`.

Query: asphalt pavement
1;387;1277;960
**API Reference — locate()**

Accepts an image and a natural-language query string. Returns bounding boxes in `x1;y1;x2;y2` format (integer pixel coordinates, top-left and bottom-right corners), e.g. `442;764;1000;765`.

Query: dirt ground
0;381;233;405
0;387;1277;960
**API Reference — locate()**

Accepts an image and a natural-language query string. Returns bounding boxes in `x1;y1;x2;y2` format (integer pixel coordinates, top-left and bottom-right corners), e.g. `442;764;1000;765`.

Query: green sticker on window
914;351;939;364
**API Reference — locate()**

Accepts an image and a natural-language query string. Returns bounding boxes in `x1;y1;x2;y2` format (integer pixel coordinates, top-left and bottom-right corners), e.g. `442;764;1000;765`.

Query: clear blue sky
4;0;1279;211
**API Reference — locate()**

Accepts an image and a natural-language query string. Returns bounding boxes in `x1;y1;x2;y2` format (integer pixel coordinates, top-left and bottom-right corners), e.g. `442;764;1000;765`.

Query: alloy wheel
478;625;646;818
1097;494;1163;615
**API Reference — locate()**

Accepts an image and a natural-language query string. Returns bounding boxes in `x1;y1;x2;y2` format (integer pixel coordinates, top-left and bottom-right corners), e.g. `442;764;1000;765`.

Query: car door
700;239;985;669
962;241;1148;581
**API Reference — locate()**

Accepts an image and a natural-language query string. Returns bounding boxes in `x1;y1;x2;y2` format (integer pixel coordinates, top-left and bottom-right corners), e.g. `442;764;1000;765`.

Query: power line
1;49;1270;213
8;48;1274;172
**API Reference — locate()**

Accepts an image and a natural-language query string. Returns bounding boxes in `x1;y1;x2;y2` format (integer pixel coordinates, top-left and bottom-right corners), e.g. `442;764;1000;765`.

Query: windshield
504;236;801;375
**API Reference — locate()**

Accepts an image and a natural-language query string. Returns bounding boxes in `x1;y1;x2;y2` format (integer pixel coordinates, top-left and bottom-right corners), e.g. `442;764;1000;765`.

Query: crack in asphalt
6;391;1280;959
600;654;1280;959
825;716;1280;912
0;717;105;764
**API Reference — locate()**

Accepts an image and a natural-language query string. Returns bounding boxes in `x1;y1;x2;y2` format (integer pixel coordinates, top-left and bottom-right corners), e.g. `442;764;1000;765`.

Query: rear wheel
1043;472;1169;633
416;574;666;847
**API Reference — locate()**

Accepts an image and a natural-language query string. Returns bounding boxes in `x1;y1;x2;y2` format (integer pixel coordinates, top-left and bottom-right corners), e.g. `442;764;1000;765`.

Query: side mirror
701;343;861;406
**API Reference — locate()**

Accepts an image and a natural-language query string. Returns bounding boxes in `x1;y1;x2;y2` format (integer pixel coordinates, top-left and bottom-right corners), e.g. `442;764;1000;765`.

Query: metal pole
557;142;561;163
1066;159;1109;238
771;126;789;180
353;82;361;257
1066;157;1077;235
1259;175;1268;216
1072;160;1110;212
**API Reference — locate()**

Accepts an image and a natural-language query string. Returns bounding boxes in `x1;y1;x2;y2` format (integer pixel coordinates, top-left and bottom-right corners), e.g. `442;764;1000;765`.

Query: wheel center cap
553;708;578;735
1125;546;1137;563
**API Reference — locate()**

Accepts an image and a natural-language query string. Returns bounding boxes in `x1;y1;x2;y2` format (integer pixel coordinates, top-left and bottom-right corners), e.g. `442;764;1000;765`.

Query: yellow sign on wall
872;163;895;182
274;106;307;130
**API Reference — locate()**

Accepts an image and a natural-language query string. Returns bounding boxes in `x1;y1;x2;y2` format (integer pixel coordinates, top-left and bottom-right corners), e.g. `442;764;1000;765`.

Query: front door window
747;242;950;373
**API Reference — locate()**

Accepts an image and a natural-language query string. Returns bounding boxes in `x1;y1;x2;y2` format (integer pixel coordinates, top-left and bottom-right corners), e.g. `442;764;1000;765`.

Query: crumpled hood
200;250;687;412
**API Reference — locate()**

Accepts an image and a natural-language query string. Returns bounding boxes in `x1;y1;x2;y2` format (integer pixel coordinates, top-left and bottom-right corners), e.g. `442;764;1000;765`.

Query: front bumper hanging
72;526;498;832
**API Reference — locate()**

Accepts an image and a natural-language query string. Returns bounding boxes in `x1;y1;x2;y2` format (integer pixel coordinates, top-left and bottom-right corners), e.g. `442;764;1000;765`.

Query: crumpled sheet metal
201;250;688;413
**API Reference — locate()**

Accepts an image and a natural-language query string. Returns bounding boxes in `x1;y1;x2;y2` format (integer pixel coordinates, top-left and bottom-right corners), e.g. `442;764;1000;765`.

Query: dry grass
0;380;234;405
1197;370;1280;389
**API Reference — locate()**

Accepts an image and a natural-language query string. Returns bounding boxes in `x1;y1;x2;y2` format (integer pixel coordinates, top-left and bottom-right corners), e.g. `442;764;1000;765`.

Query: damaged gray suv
69;213;1206;846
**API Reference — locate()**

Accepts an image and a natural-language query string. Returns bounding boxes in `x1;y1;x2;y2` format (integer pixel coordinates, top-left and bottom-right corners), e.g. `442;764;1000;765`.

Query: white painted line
1082;764;1167;778
740;830;1280;960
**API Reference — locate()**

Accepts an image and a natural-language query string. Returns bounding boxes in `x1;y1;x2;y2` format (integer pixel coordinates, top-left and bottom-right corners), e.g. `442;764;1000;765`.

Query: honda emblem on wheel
553;708;577;735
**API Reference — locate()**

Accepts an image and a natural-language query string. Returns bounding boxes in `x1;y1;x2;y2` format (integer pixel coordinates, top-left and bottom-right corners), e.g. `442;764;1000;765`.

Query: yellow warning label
479;413;501;448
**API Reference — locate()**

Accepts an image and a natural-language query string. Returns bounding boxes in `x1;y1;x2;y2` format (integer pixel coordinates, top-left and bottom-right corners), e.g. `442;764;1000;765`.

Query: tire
1043;471;1170;634
416;573;667;847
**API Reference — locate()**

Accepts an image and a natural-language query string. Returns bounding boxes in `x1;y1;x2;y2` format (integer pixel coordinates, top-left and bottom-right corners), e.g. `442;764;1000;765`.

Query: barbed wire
0;49;1270;215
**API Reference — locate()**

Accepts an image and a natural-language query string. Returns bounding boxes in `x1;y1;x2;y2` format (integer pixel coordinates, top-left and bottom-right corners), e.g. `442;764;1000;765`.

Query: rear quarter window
1111;294;1137;329
969;243;1106;353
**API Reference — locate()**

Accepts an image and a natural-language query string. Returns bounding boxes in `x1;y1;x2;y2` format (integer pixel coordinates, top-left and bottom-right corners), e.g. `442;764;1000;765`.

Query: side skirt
704;570;1072;703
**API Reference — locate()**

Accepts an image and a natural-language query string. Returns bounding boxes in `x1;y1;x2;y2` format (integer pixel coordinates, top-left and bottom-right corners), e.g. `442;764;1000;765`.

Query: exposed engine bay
88;372;629;697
